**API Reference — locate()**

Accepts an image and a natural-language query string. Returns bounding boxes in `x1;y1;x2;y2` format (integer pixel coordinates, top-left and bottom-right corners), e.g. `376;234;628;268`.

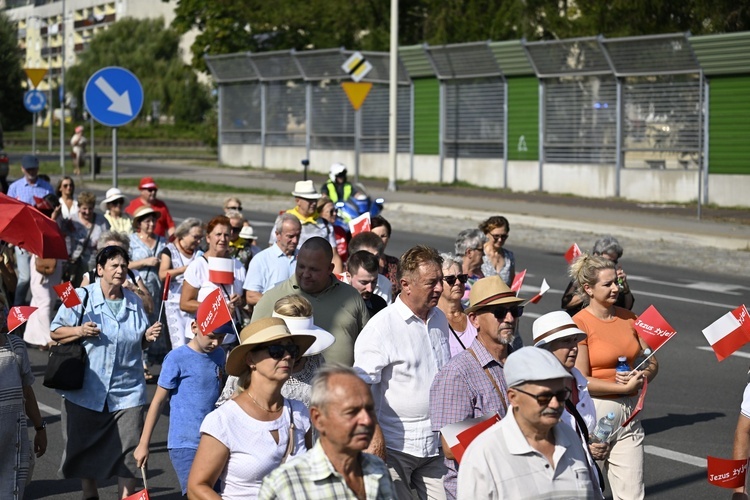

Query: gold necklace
247;392;284;413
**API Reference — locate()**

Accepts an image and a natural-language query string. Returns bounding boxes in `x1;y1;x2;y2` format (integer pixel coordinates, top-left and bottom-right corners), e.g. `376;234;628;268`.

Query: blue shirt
50;283;150;412
158;344;226;450
7;176;54;205
243;243;297;294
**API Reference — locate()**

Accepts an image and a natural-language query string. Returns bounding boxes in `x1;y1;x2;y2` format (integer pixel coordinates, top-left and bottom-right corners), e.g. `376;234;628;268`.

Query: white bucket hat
99;188;127;211
272;312;335;356
239;226;258;240
291;180;322;200
532;310;587;347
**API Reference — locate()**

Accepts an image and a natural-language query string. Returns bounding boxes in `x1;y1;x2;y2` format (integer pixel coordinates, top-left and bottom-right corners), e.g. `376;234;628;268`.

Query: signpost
341;52;373;182
23;68;48;155
84;66;143;187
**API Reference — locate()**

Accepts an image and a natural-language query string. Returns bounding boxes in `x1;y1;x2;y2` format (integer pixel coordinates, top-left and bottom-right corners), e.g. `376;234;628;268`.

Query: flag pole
630;341;670;374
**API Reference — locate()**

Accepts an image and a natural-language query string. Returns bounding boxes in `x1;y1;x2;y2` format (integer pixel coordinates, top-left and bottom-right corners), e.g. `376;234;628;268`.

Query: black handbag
43;289;89;390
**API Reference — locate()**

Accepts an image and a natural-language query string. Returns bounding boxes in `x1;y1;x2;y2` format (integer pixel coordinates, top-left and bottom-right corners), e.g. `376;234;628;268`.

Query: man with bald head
251;237;369;366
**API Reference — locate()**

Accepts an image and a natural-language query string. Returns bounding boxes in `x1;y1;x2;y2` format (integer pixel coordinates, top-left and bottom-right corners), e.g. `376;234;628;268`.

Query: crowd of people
0;157;667;499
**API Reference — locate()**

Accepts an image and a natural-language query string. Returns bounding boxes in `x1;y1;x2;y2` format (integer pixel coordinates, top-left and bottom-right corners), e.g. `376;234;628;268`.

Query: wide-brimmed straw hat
291;180;322;200
100;188;127;211
532;311;587;347
272;312;335;356
132;204;161;222
465;276;524;314
225;318;317;376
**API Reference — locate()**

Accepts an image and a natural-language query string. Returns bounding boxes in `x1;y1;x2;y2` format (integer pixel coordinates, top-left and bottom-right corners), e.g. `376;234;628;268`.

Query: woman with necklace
128;205;166;322
188;318;315;499
56;176;78;219
159;218;204;348
479;215;515;287
436;253;476;357
571;254;658;500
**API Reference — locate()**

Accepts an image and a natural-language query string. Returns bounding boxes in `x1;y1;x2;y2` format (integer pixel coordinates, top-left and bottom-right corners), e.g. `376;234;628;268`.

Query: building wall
709;75;750;175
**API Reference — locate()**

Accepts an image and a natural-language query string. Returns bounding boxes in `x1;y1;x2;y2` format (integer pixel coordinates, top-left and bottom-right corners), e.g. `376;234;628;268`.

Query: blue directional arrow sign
24;90;47;113
84;66;143;127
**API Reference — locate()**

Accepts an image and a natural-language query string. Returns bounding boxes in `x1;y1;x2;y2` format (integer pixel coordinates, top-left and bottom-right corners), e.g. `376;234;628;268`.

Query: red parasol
0;193;68;259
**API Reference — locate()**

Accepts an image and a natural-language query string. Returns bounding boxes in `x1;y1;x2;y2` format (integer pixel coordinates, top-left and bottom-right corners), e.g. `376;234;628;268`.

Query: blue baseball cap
21;155;39;170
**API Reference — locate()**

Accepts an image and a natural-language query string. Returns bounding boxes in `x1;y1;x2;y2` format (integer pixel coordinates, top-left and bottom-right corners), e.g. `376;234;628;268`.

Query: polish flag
53;281;82;308
348;212;371;237
197;288;233;336
510;269;526;294
161;273;171;302
8;306;38;334
524;279;550;305
634;305;677;351
336;272;351;284
441;412;501;464
564;243;582;264
702;305;750;362
706;456;748;489
208;257;234;285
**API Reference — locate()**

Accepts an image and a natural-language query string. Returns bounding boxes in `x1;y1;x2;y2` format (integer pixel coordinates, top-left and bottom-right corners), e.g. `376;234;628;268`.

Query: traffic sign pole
112;128;118;188
355;110;361;184
32;113;36;153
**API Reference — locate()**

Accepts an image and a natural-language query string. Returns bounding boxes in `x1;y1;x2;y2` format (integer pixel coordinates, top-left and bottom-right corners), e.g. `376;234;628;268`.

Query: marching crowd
1;157;664;499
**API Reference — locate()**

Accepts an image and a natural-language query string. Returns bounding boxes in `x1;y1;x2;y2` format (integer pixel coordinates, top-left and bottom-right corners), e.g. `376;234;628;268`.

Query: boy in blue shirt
134;320;232;495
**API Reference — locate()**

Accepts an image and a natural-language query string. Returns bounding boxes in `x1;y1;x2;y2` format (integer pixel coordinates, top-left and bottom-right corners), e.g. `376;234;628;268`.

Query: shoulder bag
43;288;90;390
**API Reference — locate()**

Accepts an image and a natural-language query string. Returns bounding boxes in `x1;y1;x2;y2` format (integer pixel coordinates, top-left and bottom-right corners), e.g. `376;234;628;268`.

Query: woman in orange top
571;254;658;500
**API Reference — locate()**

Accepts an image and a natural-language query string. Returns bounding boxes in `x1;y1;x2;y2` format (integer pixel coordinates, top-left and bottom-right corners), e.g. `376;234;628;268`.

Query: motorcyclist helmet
329;162;347;182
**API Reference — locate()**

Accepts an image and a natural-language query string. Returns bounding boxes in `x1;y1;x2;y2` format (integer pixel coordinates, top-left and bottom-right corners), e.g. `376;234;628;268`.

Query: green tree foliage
66;17;211;125
0;13;29;132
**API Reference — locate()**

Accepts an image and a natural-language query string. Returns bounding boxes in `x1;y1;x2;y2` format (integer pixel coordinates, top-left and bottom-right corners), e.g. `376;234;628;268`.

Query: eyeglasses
443;274;469;286
481;305;524;319
110;199;124;206
61;183;72;188
144;188;157;193
513;387;571;406
226;206;242;211
254;343;300;360
490;232;509;242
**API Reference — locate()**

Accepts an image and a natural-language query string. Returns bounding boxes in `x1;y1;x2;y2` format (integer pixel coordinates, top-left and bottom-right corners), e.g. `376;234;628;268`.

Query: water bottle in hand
634;348;652;370
615;356;630;383
592;412;616;443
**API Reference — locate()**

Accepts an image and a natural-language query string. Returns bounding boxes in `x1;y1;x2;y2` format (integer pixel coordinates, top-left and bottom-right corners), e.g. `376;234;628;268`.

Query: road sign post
24;90;47;155
341;53;373;183
84;66;143;187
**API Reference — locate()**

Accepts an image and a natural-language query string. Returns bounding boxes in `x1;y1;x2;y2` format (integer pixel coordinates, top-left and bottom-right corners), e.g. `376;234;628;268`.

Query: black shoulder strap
77;288;90;326
565;399;605;493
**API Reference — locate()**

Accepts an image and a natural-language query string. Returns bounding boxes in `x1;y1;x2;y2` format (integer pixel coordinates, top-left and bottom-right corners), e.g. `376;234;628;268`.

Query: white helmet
329;162;347;182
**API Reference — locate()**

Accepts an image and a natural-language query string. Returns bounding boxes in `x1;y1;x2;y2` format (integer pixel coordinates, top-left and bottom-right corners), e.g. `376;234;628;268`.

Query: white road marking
37;401;61;417
697;346;750;359
633;290;736;309
644;445;707;468
628;276;748;295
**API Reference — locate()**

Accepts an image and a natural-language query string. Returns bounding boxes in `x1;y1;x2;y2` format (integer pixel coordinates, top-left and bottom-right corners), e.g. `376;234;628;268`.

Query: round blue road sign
24;90;47;113
84;66;143;127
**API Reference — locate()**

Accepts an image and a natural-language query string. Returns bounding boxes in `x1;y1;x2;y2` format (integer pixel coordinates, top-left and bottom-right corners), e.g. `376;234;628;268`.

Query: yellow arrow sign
341;82;373;111
24;68;48;89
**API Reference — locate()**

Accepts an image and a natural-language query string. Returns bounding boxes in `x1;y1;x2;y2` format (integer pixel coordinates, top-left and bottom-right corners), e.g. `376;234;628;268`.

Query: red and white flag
525;279;550;305
161;273;171;302
53;281;82;308
564;243;582;264
8;306;38;333
634;305;677;351
707;456;749;489
702;305;750;362
510;269;526;294
348;212;371;237
335;272;351;284
441;412;501;464
208;257;234;285
197;288;233;336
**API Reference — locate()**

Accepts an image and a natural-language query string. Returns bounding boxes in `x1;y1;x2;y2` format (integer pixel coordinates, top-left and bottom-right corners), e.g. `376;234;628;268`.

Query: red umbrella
0;193;69;259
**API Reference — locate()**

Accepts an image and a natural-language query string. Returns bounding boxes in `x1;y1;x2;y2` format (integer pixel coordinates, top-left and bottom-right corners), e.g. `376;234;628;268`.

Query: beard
498;329;516;346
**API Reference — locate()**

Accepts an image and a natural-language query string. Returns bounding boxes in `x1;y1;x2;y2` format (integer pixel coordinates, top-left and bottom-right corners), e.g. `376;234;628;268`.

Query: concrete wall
708;175;750;207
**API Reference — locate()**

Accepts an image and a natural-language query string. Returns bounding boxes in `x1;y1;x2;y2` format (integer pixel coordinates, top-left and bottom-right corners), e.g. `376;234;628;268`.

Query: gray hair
440;252;462;273
97;230;130;251
455;228;486;256
225;209;243;221
592;235;623;260
275;213;301;234
309;363;361;412
174;217;203;240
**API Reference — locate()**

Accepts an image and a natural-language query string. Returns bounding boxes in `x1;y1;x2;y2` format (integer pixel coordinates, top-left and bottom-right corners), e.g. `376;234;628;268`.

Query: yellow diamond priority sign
24;68;48;89
341;82;373;111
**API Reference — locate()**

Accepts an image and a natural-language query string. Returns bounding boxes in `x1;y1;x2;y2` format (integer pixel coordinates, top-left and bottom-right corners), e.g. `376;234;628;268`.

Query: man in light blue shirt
244;213;301;307
8;155;54;305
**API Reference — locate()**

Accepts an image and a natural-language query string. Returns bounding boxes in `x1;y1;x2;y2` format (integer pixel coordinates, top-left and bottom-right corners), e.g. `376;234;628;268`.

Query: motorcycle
334;182;385;227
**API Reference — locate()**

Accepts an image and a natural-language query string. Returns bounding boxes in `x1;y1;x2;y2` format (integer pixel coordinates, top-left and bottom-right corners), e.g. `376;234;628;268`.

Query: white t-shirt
200;399;310;500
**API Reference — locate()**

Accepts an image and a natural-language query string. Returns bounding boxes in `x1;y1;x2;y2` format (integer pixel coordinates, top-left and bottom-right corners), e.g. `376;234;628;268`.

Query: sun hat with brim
132;204;161;222
464;276;524;314
100;187;128;211
239;226;258;240
505;346;574;388
291;180;322;200
138;177;158;190
532;310;587;347
272;312;335;356
226;317;317;376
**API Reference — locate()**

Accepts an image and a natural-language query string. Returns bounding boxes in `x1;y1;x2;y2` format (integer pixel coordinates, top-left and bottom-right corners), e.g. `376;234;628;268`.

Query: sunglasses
110;199;124;206
254;343;300;360
227;205;242;211
144;188;157;193
490;233;509;242
513;387;572;406
481;305;524;319
443;274;469;286
61;183;73;188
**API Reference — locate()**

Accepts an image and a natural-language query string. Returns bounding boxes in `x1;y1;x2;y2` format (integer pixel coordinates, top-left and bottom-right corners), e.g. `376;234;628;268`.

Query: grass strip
116;177;284;197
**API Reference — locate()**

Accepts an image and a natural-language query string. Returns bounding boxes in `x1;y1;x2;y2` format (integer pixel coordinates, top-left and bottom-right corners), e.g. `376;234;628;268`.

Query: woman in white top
56;177;78;219
437;253;477;357
188;318;315;499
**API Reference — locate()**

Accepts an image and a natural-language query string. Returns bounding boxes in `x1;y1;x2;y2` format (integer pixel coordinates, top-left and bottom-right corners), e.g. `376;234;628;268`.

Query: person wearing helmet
70;125;87;176
321;162;357;203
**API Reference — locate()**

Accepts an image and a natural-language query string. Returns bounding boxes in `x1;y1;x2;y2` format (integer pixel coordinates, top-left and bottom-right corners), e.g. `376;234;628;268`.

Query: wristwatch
35;420;46;431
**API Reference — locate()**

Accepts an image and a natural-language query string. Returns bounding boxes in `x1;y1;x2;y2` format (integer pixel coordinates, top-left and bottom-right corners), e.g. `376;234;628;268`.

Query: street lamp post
59;0;66;175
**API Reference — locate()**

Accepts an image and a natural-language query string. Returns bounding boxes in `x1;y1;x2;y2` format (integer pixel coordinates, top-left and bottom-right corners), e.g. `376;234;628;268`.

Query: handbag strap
565;400;605;493
448;325;466;350
77;288;90;327
280;400;295;464
467;348;508;414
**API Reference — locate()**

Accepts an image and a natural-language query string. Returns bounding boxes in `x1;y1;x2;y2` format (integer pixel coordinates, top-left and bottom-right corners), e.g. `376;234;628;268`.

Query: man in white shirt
354;245;450;500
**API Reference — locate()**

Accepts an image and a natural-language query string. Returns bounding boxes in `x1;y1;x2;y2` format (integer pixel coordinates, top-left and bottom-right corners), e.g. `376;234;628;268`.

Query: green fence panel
413;78;440;155
507;77;539;161
709;76;750;175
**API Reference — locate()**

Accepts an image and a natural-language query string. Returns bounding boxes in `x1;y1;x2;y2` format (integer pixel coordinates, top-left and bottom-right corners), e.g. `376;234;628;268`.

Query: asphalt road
23;190;750;499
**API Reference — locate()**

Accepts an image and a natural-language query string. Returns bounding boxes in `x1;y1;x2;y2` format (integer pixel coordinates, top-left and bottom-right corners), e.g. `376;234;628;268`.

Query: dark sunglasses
254;343;300;360
145;188;157;192
110;199;124;206
482;305;524;319
227;205;242;211
490;233;509;241
513;387;571;406
443;274;469;286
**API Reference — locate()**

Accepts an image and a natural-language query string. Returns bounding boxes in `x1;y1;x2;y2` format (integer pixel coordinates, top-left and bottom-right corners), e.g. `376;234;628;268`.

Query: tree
66;17;211;126
0;13;29;132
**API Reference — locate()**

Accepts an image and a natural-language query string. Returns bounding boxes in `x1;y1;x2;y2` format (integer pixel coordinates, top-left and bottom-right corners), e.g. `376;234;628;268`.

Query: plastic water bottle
592;412;616;443
634;348;652;370
615;356;630;382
